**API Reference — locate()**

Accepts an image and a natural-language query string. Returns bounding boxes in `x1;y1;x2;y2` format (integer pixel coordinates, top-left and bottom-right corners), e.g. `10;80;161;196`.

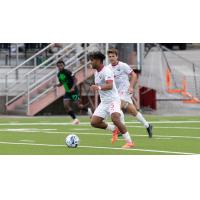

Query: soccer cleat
122;142;135;149
111;127;120;144
72;118;80;125
146;124;153;138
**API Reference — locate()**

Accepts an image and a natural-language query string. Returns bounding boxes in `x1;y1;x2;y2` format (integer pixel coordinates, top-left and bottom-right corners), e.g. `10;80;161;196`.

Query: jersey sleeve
123;63;133;75
57;73;62;84
104;68;114;81
65;69;72;76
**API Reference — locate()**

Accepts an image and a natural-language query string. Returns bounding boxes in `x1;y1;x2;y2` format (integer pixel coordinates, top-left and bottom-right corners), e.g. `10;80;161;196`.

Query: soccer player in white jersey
89;51;135;148
107;48;153;138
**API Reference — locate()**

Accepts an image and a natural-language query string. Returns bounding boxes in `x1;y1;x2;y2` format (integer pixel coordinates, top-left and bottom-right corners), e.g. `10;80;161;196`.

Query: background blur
1;43;200;116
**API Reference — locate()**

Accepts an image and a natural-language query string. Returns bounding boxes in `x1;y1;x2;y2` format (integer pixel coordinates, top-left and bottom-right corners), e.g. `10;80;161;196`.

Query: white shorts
118;91;133;104
93;100;121;119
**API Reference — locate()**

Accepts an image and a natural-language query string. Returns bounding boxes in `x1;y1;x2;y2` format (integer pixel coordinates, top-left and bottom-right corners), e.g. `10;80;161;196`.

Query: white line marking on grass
46;131;111;136
78;145;196;155
0;120;200;126
155;138;172;140
0;128;57;131
0;141;64;147
0;141;196;155
117;137;173;141
133;134;200;140
0;129;40;133
1;128;200;140
127;126;200;130
157;134;199;140
73;128;93;131
46;131;200;140
0;128;57;133
20;140;35;143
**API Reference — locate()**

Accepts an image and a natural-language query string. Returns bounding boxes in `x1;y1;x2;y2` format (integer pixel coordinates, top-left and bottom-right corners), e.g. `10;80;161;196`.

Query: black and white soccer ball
65;134;80;148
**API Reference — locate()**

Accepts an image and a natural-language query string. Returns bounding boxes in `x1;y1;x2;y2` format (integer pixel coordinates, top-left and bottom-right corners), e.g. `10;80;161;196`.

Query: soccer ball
65;134;80;148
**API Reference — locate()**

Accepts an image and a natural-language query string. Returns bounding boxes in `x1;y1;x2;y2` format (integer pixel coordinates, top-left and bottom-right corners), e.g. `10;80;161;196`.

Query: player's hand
54;83;62;88
70;88;75;93
90;85;100;91
128;87;134;94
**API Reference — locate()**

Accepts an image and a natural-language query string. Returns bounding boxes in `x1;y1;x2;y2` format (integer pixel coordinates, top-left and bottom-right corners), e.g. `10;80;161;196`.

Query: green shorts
63;91;80;101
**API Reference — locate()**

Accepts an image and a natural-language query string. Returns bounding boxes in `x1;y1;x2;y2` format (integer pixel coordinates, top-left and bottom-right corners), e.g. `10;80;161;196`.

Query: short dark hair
107;48;118;56
88;51;106;63
56;60;65;66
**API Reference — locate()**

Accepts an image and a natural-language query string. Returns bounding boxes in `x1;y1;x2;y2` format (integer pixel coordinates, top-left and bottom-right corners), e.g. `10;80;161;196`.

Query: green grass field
0;115;200;155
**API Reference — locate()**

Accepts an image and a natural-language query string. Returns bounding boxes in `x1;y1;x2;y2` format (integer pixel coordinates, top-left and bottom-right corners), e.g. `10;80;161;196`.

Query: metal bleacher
2;43;104;115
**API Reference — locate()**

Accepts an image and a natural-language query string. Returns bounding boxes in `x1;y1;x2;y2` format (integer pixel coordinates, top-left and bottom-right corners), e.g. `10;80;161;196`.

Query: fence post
5;74;8;105
84;43;88;79
27;74;30;115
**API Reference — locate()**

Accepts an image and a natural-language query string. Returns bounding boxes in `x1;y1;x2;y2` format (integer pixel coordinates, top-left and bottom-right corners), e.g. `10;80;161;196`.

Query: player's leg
91;103;118;134
75;100;92;117
125;102;153;138
90;115;107;129
63;96;79;124
71;91;92;117
110;101;135;148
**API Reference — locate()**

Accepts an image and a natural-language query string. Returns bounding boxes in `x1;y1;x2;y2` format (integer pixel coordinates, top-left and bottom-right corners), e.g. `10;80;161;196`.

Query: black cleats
147;124;153;138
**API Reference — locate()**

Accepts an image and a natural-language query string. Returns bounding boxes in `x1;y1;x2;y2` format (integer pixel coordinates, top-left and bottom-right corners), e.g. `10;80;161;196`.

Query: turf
0;115;200;155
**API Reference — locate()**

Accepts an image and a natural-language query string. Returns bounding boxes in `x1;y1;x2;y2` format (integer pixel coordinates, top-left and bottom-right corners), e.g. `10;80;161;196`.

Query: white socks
136;112;149;128
120;110;125;124
122;132;132;143
106;124;116;132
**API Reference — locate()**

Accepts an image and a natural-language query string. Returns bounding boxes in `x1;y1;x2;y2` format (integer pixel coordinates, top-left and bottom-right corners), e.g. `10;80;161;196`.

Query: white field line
118;137;172;140
155;138;172;140
0;128;57;131
79;145;196;155
0;120;200;126
73;126;200;131
0;128;57;133
20;140;35;143
0;130;40;133
45;131;200;140
127;126;200;130
1;128;200;140
0;141;196;155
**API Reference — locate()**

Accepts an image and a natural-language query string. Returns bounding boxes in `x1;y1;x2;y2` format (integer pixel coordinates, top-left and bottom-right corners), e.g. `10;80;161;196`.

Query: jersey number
72;94;79;101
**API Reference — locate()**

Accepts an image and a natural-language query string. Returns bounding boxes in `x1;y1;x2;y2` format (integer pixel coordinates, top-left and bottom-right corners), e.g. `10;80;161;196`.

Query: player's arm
70;76;77;92
129;71;138;94
123;63;138;94
54;79;63;88
54;73;63;88
90;80;113;91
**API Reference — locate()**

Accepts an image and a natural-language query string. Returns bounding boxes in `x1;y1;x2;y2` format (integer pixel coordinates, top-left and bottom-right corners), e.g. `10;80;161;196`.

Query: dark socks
68;111;76;119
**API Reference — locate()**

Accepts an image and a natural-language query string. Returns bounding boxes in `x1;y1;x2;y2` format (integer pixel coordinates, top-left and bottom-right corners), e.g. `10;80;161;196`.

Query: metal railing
5;43;100;115
5;43;76;105
25;48;92;115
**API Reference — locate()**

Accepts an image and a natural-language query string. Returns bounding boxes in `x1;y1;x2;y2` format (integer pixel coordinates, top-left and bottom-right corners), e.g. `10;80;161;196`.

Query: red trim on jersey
111;61;119;67
106;80;113;83
97;65;104;72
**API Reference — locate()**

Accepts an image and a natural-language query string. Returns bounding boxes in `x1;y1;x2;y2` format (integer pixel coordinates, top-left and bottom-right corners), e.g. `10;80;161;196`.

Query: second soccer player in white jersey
107;48;153;138
89;51;135;148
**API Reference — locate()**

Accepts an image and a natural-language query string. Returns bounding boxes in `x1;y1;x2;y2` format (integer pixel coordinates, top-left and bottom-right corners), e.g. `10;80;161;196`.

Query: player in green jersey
54;61;92;124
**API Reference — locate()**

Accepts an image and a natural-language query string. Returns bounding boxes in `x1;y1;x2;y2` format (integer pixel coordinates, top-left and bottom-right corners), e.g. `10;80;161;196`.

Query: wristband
98;86;102;90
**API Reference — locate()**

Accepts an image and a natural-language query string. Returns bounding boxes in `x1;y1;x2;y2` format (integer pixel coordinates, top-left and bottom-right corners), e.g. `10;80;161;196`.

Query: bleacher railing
5;43;101;115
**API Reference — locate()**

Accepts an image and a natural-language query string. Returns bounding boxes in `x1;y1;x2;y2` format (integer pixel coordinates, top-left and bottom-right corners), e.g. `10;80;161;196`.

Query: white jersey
94;66;120;103
108;61;133;93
